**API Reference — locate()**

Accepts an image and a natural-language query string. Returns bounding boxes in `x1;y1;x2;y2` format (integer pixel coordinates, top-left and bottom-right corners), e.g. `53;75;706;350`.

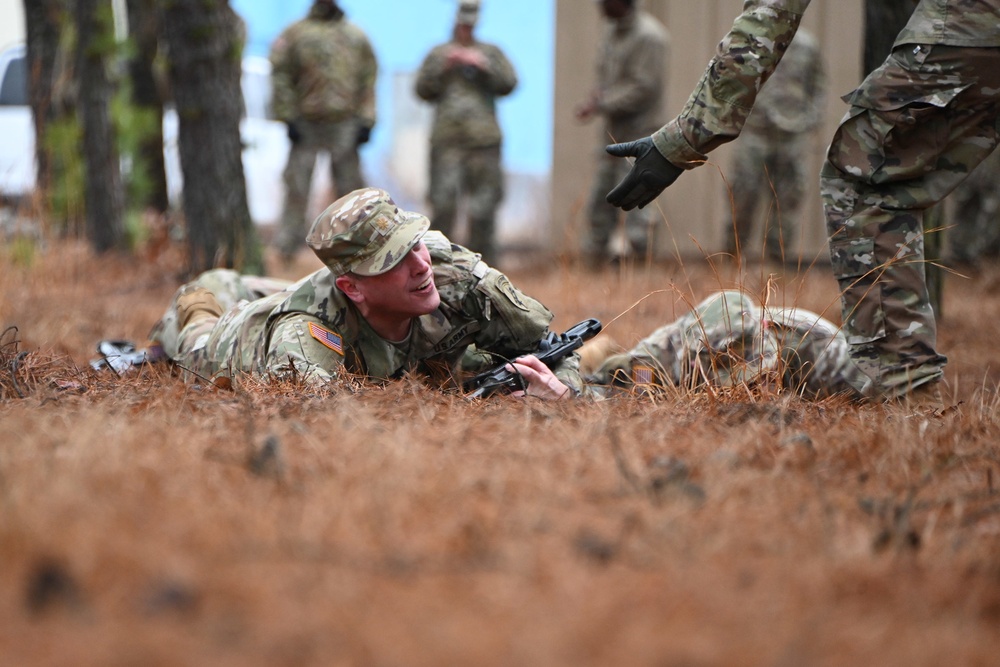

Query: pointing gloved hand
356;125;372;146
605;136;684;210
285;121;301;144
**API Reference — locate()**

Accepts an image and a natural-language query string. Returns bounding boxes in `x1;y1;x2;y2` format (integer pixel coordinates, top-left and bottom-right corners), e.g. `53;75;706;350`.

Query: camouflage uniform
414;9;517;266
724;29;824;262
149;188;582;392
586;8;669;261
586;290;865;399
270;2;377;259
946;146;1000;264
643;0;1000;399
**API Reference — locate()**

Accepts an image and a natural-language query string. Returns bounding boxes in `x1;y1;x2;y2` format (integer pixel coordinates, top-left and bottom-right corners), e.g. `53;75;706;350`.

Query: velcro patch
371;213;394;235
495;275;530;311
308;322;344;355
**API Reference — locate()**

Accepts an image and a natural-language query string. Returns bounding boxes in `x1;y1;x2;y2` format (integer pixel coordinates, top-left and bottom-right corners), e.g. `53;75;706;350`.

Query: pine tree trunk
126;0;169;214
24;0;65;200
75;0;125;252
160;0;262;274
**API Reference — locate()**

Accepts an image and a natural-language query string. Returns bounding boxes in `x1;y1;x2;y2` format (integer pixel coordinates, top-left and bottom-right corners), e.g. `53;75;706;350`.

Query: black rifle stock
463;318;602;398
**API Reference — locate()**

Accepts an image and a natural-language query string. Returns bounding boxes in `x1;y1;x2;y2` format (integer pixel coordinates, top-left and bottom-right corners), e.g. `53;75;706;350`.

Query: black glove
605;136;684;211
286;121;301;144
356;125;372;146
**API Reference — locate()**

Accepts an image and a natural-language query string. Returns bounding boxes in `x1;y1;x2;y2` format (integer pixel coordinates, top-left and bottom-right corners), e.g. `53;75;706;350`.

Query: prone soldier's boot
176;286;224;330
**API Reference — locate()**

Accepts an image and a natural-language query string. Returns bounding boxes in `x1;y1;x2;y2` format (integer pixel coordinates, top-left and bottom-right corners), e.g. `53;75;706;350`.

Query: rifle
463;318;602;398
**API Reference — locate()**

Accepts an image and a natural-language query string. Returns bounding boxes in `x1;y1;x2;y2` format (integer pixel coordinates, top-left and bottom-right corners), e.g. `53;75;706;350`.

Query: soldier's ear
335;274;365;304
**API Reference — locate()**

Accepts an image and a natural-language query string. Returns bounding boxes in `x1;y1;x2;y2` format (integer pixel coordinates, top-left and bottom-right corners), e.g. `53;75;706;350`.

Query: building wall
552;0;865;261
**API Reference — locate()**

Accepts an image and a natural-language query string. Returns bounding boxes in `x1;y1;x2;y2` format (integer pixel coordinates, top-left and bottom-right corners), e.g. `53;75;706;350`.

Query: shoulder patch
308;322;344;355
495;275;530;311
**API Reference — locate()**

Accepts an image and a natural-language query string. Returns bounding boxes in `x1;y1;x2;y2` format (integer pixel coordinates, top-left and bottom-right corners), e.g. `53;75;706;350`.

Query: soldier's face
352;241;440;319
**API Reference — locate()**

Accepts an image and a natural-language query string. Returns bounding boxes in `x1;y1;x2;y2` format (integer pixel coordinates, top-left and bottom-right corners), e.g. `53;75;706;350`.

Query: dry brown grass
2;239;1000;666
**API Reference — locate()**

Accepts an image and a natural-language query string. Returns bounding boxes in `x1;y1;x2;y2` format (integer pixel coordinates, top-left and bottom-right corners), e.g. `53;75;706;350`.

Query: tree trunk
160;0;262;274
24;0;65;200
125;0;169;213
75;0;126;252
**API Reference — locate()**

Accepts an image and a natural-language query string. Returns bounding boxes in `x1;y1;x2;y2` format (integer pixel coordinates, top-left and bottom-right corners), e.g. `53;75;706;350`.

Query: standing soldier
604;0;1000;410
575;0;669;265
722;29;825;264
415;0;517;267
270;0;377;264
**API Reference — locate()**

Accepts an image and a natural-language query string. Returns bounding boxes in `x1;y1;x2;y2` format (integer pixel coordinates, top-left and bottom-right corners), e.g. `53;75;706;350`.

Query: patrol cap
456;0;479;25
307;188;430;277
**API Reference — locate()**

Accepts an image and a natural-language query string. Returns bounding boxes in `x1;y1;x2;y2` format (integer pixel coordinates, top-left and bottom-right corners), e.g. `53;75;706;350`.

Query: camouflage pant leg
278;119;364;256
726;132;807;258
318;118;365;199
428;144;503;262
463;145;503;265
147;269;283;360
428;144;463;239
948;147;1000;262
822;45;1000;398
278;140;321;257
586;151;654;257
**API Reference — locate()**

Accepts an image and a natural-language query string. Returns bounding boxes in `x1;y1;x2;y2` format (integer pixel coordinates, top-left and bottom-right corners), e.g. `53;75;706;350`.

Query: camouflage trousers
148;269;291;379
586;150;655;260
427;143;503;265
822;45;1000;398
724;130;809;261
278;118;366;258
947;146;1000;264
586;290;865;399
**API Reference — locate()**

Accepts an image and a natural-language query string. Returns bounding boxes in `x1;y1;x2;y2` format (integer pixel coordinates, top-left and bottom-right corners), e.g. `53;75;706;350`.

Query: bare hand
447;46;488;69
506;355;571;400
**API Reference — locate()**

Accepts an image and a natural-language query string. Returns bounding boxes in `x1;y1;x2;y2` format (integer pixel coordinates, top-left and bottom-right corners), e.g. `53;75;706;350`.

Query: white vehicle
0;44;35;200
0;44;289;225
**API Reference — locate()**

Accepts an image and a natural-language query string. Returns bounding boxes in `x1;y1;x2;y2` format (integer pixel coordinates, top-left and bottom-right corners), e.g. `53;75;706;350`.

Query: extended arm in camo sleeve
651;0;812;168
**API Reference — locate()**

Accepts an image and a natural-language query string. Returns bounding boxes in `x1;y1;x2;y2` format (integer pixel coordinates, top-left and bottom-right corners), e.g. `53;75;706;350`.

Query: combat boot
176;286;224;330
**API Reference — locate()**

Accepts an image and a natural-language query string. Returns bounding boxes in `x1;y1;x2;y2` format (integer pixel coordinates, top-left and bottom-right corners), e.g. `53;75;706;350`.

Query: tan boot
176;287;224;330
578;336;621;377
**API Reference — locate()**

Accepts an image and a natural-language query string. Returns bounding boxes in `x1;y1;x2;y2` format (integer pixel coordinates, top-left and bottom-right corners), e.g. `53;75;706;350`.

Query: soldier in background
415;0;517;267
722;29;825;264
946;148;1000;266
270;0;377;264
575;0;669;265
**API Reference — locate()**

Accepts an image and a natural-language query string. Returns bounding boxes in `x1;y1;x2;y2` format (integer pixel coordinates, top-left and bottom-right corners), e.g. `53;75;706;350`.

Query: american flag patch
632;365;655;385
308;322;344;355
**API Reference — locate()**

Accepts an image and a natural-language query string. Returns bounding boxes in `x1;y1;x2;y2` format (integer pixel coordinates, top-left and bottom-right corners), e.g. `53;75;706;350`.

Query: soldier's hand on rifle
605;136;684;211
507;355;571;401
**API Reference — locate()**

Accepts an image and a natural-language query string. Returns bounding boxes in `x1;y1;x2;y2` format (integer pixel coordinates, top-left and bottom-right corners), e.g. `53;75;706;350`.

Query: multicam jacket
415;39;517;148
595;9;669;142
269;8;377;126
178;232;582;390
652;0;1000;168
